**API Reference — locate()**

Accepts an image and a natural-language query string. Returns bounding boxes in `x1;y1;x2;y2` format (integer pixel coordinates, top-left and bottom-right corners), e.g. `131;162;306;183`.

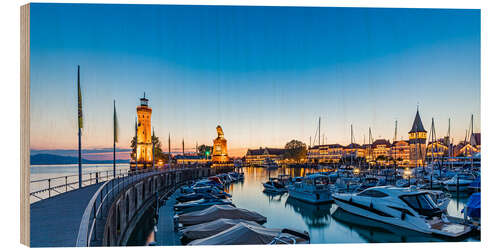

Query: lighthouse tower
408;108;427;167
136;93;153;167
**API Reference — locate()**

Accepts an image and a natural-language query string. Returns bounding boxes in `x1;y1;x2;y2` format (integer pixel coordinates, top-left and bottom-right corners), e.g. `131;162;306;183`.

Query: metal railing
30;168;129;202
77;168;158;246
77;165;213;247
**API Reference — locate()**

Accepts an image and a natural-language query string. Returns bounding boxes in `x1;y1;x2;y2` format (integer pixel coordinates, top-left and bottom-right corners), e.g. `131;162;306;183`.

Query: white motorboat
288;174;333;204
443;173;476;192
333;186;472;238
395;178;417;187
426;190;451;212
263;178;287;193
261;158;279;168
331;177;361;193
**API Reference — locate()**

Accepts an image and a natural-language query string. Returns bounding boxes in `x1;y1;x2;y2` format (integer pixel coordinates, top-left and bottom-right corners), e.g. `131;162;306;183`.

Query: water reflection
285;197;332;229
332;208;442;243
262;191;286;203
128;166;478;245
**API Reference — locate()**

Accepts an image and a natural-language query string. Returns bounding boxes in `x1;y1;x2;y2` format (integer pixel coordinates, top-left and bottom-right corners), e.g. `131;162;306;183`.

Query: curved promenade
30;183;104;247
29;166;230;247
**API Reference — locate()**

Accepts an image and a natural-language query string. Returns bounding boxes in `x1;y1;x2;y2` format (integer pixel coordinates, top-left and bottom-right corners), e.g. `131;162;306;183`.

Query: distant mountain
30;153;130;165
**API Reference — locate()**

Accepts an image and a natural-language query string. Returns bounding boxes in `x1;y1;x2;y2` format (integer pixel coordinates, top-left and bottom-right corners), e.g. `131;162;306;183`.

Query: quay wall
101;166;233;246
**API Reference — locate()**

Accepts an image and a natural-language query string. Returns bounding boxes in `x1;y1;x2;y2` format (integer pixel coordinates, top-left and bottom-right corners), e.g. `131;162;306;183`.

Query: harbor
23;5;481;247
127;166;480;245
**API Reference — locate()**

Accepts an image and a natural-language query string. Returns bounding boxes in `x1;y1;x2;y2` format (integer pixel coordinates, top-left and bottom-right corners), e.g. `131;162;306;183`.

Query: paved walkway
30;183;103;247
155;189;182;246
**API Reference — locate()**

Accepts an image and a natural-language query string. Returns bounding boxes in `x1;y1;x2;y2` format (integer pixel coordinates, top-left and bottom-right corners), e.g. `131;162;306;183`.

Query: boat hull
288;188;333;204
333;196;471;238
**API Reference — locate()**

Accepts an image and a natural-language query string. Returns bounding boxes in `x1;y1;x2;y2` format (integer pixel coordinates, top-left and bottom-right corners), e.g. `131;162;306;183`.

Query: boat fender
370;203;374;209
349;197;353;203
401;212;406;220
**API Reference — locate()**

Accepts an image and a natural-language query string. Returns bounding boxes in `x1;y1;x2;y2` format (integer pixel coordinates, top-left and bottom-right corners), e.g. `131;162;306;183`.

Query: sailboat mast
318;117;321;146
431;118;435;164
350;124;353;165
470;114;474;167
168;133;171;165
368;127;373;165
394;120;398;143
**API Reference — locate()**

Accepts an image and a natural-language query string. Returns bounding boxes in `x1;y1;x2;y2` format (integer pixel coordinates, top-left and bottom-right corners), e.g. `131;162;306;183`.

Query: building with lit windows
390;140;410;166
372;139;391;161
307;144;343;163
454;134;481;157
426;141;449;159
176;155;212;165
343;143;365;158
245;148;286;165
408;109;427;167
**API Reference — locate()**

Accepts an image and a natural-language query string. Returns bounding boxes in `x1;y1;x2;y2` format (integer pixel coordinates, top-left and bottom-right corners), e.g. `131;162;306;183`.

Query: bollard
96;172;99;184
65;176;68;192
48;179;51;198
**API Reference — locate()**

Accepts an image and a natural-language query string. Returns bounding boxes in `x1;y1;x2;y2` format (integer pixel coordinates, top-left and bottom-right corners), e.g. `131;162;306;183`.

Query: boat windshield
400;193;441;217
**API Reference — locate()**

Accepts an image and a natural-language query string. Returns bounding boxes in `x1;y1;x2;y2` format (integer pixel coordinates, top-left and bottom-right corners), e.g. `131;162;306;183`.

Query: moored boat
333;186;472;238
263;178;287;193
443;173;476;192
176;204;267;226
187;222;310;245
174;198;234;213
288;174;333;204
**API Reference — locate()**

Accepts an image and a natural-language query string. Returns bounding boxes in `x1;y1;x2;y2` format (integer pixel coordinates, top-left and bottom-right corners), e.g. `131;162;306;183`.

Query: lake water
30;164;130;203
132;166;480;245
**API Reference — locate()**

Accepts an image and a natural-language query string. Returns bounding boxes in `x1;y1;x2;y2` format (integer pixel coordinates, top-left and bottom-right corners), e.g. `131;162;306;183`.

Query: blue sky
29;4;480;157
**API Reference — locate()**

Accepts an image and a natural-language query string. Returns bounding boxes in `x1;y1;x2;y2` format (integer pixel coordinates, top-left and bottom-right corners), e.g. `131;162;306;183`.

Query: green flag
77;65;83;129
113;100;118;143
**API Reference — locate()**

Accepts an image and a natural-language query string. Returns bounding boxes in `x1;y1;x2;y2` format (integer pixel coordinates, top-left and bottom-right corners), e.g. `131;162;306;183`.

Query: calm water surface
139;167;480;245
30;164;130;203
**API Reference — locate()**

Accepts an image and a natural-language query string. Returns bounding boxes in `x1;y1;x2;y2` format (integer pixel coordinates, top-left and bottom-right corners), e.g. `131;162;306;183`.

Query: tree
130;134;165;162
197;144;213;158
375;155;387;166
284;140;307;161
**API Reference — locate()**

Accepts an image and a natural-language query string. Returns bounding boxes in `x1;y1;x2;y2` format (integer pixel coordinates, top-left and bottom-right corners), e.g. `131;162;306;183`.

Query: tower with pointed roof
408;108;427;167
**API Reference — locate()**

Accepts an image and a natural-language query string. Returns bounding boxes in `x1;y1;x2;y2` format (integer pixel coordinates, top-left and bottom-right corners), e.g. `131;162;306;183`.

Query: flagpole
135;117;138;171
113;100;116;178
152;128;155;169
77;65;82;189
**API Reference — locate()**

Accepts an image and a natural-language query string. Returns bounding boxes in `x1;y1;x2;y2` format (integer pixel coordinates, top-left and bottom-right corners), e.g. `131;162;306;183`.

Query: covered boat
174;198;234;213
176;205;267;226
464;192;480;229
181;218;261;240
188;222;309;245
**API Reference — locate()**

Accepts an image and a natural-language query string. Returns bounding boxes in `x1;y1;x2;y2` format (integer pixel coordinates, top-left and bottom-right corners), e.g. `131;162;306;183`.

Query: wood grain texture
20;3;30;246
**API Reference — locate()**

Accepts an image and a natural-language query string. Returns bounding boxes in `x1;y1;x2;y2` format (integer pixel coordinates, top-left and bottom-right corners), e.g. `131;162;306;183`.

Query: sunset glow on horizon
29;4;480;157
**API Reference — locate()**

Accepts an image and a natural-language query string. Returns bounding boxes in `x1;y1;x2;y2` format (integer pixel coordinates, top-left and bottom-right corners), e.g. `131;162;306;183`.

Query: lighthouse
136;93;153;167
